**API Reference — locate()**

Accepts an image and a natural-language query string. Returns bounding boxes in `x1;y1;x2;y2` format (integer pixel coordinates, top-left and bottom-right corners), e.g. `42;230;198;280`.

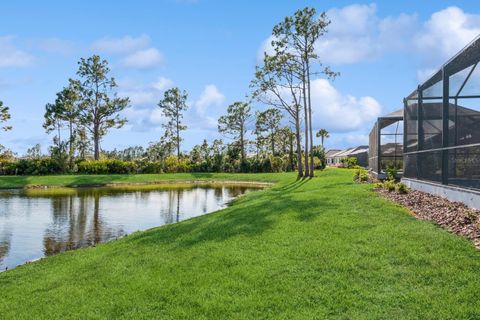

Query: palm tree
316;129;329;149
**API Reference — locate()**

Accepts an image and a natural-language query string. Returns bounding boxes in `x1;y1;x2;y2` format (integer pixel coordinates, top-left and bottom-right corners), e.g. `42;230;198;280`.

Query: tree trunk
295;114;303;178
307;61;314;177
240;124;245;162
68;121;74;170
289;130;294;171
93;124;100;160
271;129;275;155
176;131;180;158
302;74;309;177
57;124;61;147
176;113;181;158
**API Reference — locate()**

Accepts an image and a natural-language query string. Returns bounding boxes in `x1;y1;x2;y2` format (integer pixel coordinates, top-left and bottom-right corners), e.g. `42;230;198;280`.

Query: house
325;149;341;166
326;146;369;167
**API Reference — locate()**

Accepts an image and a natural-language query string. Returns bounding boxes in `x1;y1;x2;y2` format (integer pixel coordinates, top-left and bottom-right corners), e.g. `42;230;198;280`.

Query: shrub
312;156;323;170
384;180;396;192
106;159;136;174
373;182;383;189
396;182;409;194
386;166;398;181
353;168;369;183
137;160;163;174
271;156;284;172
340;157;358;168
164;156;191;173
77;160;109;174
9;158;64;175
77;160;137;174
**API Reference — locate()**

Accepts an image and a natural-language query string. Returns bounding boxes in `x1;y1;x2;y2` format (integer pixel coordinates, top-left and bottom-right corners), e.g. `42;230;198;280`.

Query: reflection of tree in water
163;189;182;224
0;224;12;267
43;194;126;256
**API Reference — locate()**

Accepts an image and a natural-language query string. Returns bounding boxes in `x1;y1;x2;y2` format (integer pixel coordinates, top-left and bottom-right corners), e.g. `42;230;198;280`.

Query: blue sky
1;0;479;154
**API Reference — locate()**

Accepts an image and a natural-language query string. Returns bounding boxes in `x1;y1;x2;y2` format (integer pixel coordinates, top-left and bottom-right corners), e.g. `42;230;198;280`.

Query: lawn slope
1;169;480;319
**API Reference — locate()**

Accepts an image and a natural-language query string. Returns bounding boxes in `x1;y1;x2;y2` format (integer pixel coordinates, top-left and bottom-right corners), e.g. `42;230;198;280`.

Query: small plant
385;166;398;181
353;168;369;183
373;182;383;189
340;157;358;169
396;182;409;194
384;180;396;192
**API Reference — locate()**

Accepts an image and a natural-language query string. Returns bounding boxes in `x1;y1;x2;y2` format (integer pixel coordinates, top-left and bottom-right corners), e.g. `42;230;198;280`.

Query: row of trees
0;6;335;176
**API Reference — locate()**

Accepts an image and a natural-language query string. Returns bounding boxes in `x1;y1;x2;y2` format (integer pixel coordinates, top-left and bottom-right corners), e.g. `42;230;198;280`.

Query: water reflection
0;185;258;270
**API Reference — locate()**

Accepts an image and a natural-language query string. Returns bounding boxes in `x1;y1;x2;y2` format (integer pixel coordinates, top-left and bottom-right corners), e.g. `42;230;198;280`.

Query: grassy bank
0;172;280;189
1;169;480;319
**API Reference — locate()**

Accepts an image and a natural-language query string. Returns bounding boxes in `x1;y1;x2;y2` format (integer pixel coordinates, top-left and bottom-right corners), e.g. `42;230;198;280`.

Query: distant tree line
0;6;334;176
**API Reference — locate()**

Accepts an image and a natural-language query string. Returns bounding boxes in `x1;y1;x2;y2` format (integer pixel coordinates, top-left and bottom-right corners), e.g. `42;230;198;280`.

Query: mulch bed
375;187;480;248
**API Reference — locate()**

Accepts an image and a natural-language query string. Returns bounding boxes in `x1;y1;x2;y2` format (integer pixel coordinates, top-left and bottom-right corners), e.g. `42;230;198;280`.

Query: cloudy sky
0;0;479;154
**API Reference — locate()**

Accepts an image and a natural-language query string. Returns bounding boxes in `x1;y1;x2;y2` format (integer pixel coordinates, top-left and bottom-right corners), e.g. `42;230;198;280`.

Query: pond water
0;184;260;271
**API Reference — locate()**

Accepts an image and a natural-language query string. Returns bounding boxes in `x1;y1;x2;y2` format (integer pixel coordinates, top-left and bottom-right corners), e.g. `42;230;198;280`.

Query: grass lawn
1;169;480;319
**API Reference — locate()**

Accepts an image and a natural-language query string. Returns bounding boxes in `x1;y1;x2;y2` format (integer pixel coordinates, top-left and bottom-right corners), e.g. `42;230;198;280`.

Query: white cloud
117;77;177;132
414;7;480;79
316;4;417;64
36;38;75;55
310;79;381;132
257;35;276;62
118;76;175;107
0;36;34;67
120;48;164;68
119;90;156;106
91;35;150;53
195;84;225;114
152;77;174;91
257;4;418;65
148;108;165;125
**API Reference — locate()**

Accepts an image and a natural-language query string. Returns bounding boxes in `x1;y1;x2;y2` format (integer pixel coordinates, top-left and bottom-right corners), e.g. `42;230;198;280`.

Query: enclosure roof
377;108;403;130
406;34;480;99
379;109;403;120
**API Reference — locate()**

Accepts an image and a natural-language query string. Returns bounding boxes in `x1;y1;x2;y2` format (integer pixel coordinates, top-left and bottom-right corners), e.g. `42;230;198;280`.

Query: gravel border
375;187;480;248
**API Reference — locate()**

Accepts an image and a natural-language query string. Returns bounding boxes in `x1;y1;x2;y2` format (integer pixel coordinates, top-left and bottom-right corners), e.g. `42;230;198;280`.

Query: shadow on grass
131;182;337;250
276;178;311;192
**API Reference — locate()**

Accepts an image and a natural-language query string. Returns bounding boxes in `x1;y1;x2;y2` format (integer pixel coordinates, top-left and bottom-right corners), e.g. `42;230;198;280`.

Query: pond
0;184;262;271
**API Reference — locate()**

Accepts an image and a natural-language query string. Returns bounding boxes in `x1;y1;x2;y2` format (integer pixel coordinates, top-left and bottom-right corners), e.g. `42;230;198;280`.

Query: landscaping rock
375;188;480;248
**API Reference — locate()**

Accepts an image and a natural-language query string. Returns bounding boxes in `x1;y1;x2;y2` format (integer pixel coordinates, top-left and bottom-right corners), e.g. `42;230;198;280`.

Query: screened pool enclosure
403;35;480;190
368;110;403;177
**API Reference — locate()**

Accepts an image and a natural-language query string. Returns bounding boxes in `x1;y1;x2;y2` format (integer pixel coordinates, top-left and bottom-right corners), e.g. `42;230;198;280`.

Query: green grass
0;172;279;189
1;169;480;319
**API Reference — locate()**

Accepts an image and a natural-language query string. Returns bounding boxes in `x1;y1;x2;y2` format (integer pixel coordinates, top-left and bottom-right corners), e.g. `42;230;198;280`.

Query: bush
383;180;396;192
137;160;163;174
373;182;383;189
396;182;409;194
270;156;284;172
7;158;65;175
164;156;191;173
340;157;358;168
353;168;369;183
77;160;137;174
386;166;398;181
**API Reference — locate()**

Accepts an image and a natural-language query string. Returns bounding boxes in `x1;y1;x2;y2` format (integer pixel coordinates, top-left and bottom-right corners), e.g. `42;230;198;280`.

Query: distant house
326;146;369;167
325;149;341;166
